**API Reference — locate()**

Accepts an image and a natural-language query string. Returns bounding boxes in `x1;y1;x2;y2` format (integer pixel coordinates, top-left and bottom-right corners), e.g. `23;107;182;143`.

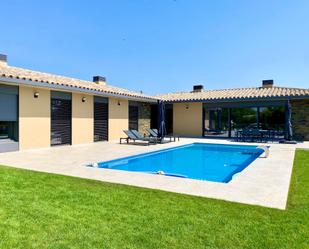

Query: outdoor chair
268;130;276;142
240;128;269;143
150;128;179;142
251;129;262;142
146;128;174;143
131;130;158;144
239;129;248;142
241;129;257;142
235;130;243;142
120;130;157;145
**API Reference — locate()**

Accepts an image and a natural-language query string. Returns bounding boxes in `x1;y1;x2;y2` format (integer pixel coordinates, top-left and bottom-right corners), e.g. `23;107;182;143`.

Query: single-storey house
0;54;309;152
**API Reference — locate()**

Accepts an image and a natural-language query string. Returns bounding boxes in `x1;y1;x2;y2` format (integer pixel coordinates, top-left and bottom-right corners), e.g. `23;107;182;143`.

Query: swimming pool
98;143;264;183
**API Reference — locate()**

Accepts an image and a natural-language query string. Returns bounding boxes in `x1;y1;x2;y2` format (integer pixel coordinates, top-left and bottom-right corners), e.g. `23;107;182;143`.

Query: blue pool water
98;143;264;183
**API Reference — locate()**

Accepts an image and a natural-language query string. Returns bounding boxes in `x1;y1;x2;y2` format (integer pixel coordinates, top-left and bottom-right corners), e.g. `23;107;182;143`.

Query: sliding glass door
203;108;229;137
259;107;285;131
230;107;258;137
203;103;286;138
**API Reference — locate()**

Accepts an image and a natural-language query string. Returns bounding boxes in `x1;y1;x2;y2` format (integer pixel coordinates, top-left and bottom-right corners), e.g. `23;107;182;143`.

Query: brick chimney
0;54;7;66
93;76;106;85
262;80;274;88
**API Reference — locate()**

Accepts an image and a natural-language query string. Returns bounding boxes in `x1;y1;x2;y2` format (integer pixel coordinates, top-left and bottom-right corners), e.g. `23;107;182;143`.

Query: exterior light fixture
185;104;189;109
118;100;121;106
82;97;86;102
34;92;39;98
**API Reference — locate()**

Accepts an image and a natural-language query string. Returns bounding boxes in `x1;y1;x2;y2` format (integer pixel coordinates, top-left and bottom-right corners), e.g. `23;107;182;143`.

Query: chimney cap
0;54;7;64
93;75;106;82
192;85;204;92
262;80;274;88
93;75;106;85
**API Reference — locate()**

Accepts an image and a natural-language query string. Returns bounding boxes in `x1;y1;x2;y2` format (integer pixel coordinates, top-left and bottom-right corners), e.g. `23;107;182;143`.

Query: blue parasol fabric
285;100;293;141
217;108;222;131
158;100;166;138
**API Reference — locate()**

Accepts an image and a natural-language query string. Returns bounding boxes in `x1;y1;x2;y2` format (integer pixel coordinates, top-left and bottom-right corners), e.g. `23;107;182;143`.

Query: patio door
203;102;286;139
94;96;108;141
129;105;139;130
203;107;229;137
0;84;19;153
51;91;72;146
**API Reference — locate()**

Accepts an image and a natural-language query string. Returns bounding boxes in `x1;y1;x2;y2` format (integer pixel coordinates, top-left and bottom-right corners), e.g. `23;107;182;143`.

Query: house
0;54;157;152
0;54;308;153
158;83;309;141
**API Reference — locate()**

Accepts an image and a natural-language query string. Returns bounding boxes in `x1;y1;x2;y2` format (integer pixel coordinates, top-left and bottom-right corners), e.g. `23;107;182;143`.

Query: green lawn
0;150;308;249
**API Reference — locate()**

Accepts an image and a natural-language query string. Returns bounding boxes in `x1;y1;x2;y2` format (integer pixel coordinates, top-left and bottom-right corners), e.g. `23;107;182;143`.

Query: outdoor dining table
236;129;274;142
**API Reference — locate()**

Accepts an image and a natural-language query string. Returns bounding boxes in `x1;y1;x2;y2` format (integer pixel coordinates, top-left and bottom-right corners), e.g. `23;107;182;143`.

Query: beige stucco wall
19;86;51;150
108;97;128;141
173;102;203;137
72;93;94;144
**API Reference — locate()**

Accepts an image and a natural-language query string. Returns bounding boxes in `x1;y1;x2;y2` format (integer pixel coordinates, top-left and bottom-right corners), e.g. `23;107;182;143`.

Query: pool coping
96;142;264;183
90;143;295;210
0;138;300;210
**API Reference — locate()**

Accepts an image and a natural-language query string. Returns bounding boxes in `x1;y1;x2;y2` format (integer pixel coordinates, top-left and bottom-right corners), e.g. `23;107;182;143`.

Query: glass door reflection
204;108;229;137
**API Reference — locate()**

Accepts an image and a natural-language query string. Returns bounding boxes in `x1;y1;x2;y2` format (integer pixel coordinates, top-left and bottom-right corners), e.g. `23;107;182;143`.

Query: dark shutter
94;98;108;142
129;105;139;130
165;104;173;134
51;93;72;146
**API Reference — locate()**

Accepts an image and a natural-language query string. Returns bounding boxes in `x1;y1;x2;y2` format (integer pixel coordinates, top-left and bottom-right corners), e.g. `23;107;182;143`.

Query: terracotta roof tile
158;86;309;102
0;63;155;101
1;63;308;102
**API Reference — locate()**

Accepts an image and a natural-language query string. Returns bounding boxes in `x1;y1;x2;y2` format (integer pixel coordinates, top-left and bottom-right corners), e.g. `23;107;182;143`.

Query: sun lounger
120;130;156;145
147;128;171;143
148;128;179;142
131;130;158;144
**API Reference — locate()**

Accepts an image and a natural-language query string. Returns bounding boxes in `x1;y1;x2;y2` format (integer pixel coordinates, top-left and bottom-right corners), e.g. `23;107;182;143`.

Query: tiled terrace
0;138;308;209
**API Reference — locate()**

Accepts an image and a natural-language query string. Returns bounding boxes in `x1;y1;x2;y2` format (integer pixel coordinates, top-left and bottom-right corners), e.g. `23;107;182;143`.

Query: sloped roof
0;63;156;101
158;86;309;102
1;62;308;103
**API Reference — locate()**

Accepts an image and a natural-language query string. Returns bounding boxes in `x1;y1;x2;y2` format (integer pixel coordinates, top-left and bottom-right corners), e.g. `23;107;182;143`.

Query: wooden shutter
94;97;108;141
51;92;72;146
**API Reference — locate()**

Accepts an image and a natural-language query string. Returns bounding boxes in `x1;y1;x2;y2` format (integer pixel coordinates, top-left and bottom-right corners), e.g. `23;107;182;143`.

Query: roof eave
162;95;309;103
0;76;158;103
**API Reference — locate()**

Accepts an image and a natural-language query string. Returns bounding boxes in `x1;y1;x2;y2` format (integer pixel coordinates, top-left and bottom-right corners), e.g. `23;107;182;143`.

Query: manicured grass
0;150;308;249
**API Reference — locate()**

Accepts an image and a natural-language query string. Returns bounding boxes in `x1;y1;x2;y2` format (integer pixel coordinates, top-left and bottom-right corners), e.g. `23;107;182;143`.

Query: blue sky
1;0;308;94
